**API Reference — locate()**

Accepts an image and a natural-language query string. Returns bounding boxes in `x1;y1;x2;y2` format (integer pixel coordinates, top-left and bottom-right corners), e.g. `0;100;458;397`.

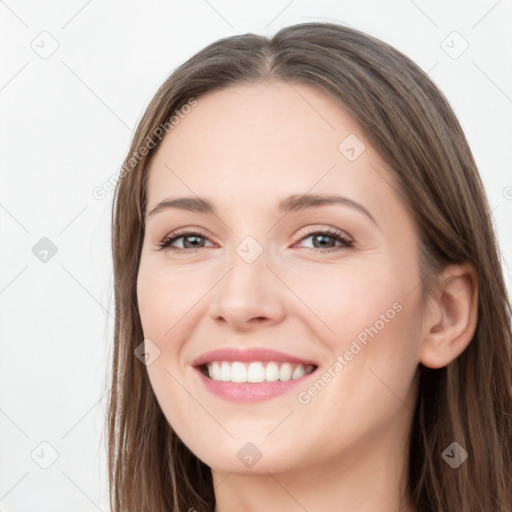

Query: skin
136;81;478;512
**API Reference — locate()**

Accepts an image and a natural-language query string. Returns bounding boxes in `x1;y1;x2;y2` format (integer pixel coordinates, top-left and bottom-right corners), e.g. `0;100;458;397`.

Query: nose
208;248;286;332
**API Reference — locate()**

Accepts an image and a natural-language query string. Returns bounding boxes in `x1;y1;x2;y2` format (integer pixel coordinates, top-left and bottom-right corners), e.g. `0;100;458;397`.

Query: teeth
204;361;315;383
279;362;293;381
220;361;231;381
265;362;279;382
292;365;305;379
247;362;266;383
231;362;247;382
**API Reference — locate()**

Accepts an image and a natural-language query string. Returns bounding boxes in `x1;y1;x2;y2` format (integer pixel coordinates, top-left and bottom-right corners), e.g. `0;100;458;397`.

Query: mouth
191;347;319;402
198;361;318;383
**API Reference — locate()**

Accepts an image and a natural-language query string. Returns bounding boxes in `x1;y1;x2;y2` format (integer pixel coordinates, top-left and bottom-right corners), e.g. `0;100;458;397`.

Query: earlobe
419;263;479;369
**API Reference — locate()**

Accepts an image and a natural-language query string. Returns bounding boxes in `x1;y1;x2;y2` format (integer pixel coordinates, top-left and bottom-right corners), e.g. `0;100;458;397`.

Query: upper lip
191;347;318;367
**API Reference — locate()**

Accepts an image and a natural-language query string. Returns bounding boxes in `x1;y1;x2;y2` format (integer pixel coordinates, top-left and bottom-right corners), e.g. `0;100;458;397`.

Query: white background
1;1;511;510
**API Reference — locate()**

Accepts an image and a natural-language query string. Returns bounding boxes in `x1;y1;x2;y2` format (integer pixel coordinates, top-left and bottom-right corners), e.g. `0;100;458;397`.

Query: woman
106;22;512;512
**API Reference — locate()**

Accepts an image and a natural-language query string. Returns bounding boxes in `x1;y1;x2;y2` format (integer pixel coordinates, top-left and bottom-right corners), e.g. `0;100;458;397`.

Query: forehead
156;81;362;163
145;81;395;215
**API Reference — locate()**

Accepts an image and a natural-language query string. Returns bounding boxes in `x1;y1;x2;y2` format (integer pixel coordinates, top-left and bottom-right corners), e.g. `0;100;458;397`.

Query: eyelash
156;228;354;253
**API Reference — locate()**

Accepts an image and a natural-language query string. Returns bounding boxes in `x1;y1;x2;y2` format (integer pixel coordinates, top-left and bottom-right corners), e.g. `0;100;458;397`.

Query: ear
419;262;478;369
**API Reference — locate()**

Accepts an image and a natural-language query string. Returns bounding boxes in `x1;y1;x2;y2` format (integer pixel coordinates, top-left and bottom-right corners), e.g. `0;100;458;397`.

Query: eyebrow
146;193;378;226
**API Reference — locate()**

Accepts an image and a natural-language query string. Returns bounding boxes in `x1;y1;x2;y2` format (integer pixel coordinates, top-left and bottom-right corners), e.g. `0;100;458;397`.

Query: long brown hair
106;22;512;511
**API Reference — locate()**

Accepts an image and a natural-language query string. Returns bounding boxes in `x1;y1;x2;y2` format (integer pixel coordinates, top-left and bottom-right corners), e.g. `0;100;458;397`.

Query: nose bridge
235;234;266;266
222;234;270;298
210;233;285;327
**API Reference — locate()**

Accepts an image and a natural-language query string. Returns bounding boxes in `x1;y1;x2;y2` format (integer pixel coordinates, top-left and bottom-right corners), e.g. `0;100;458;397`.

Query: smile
191;347;319;402
203;361;316;383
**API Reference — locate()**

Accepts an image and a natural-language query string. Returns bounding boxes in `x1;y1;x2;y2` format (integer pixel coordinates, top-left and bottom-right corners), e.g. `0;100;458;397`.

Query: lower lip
194;366;316;402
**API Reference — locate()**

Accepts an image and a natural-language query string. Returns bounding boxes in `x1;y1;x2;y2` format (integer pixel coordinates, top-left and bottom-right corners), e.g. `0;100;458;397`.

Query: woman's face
137;81;426;476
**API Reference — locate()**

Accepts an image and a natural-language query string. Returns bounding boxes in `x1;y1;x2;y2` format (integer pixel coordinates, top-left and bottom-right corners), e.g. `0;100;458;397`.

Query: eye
157;230;214;251
156;227;353;253
293;228;353;253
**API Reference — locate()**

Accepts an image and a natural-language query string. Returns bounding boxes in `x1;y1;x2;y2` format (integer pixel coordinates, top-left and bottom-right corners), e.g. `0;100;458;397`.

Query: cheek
291;260;419;407
136;263;205;433
136;260;204;340
284;259;404;346
292;299;418;457
328;294;419;417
